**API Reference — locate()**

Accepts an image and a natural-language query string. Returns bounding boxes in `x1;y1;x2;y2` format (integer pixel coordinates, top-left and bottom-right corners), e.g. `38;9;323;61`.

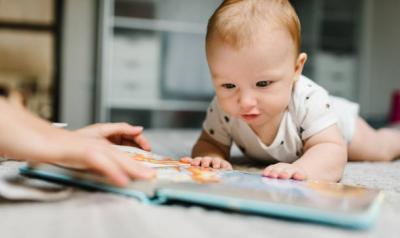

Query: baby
182;0;400;182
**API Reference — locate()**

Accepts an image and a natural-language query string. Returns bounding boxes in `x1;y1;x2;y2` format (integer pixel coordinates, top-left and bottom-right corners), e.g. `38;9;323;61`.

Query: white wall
60;0;96;129
360;0;400;119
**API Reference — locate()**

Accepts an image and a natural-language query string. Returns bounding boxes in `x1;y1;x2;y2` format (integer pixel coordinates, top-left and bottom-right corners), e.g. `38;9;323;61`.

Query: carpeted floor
0;129;398;238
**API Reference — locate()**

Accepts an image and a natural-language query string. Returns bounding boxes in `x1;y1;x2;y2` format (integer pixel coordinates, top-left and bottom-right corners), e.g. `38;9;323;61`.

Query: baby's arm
181;130;232;169
263;124;347;181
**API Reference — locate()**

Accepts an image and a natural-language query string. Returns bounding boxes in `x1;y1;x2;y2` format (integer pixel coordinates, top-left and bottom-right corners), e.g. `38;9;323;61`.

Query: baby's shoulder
292;75;328;100
289;75;331;122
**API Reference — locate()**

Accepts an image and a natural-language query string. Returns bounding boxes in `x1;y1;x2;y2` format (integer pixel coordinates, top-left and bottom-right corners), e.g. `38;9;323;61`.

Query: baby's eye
256;81;271;87
222;83;236;89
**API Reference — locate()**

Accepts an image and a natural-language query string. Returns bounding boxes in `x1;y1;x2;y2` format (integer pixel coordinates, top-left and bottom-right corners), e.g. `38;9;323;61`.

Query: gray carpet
0;129;398;238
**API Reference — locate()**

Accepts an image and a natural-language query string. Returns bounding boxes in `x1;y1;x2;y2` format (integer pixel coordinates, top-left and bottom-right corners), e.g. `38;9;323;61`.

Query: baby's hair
206;0;301;56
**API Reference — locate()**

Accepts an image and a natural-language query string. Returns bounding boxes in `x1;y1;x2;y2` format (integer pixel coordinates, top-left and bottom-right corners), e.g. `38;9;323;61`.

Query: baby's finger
211;157;221;169
192;157;204;166
200;157;212;168
276;165;297;179
180;157;193;163
262;166;274;177
265;164;285;178
221;161;232;170
268;169;281;178
293;171;307;181
277;170;293;179
266;163;290;178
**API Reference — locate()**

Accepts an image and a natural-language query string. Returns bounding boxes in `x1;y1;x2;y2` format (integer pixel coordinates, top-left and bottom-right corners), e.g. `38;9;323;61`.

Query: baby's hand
262;162;307;180
180;156;232;170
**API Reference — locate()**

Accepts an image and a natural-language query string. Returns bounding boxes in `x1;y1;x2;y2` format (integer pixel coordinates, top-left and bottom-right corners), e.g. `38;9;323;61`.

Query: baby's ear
295;53;308;76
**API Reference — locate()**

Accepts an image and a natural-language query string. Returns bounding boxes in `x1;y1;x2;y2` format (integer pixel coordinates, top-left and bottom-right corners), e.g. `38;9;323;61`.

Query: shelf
107;98;210;112
113;17;206;34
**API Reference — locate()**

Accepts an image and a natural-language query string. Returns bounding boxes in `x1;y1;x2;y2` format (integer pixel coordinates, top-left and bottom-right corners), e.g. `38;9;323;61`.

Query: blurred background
0;0;399;129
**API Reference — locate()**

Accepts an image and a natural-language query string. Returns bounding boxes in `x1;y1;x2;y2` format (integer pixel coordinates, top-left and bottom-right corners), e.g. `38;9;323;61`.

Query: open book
19;146;383;229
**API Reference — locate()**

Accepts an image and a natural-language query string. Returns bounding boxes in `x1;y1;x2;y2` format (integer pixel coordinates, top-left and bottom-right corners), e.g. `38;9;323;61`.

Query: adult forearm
0;98;56;161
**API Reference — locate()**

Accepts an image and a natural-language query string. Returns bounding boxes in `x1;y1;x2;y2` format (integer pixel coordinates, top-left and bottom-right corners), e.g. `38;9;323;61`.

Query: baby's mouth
241;113;260;121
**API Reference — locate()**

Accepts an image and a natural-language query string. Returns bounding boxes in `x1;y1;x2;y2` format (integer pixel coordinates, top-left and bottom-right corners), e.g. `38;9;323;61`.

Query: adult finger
106;148;156;180
98;123;151;151
126;133;151;151
84;147;129;187
100;123;144;138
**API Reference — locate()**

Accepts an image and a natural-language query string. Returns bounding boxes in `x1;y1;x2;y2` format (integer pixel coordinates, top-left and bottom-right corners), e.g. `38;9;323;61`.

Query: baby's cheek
260;96;289;114
219;100;238;117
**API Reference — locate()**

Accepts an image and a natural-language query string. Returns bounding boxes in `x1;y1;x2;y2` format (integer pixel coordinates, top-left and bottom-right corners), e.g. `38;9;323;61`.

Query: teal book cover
20;146;384;230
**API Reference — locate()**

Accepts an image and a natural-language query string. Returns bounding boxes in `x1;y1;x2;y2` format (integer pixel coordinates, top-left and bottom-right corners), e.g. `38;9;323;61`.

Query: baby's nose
239;93;257;109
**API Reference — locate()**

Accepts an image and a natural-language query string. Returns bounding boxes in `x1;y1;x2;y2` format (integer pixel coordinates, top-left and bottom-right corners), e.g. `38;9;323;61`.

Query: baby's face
206;27;306;130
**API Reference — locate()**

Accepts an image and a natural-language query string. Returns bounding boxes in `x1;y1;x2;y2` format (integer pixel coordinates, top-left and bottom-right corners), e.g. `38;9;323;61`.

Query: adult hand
76;123;151;151
50;130;155;187
0;99;155;187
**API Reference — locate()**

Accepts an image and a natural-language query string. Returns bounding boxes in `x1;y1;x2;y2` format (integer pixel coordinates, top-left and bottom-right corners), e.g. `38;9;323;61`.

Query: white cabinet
110;32;161;105
95;0;220;128
314;52;357;101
